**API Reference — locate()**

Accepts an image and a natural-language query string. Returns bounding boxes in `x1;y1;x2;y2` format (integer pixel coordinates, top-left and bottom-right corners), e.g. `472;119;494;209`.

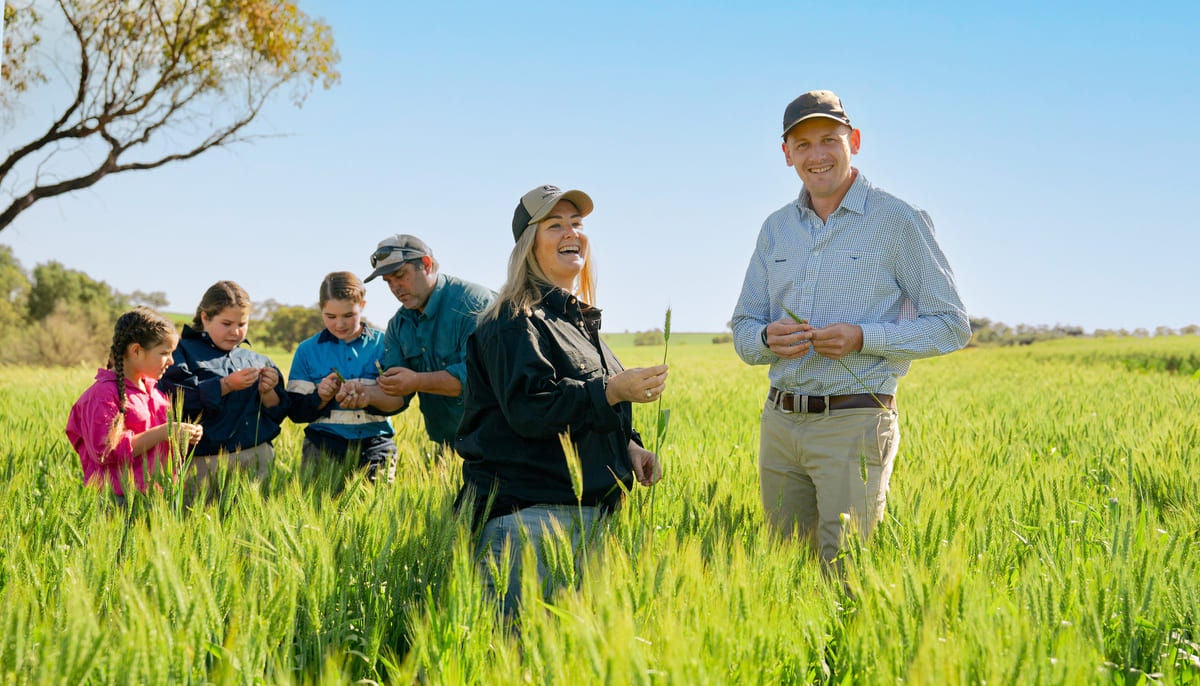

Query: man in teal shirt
339;234;494;446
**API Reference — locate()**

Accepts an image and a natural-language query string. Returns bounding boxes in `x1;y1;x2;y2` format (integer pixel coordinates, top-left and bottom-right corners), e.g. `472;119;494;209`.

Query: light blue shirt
732;172;970;396
286;327;393;441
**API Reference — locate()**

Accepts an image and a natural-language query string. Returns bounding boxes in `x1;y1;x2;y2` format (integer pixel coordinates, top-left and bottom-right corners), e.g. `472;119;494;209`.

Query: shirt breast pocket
562;348;602;381
819;250;887;320
766;252;801;305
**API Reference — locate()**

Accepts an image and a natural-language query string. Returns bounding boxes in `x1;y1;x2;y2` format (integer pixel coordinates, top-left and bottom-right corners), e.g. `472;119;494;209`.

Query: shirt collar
181;324;253;349
95;367;154;394
400;273;447;321
317;328;365;345
539;284;603;332
796;168;869;217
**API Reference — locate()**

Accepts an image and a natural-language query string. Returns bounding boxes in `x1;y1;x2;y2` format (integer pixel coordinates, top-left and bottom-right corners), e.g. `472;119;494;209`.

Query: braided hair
192;280;252;329
104;307;177;453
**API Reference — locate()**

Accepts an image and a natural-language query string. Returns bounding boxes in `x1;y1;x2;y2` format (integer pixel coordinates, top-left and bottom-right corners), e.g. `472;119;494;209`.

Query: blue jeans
476;504;603;617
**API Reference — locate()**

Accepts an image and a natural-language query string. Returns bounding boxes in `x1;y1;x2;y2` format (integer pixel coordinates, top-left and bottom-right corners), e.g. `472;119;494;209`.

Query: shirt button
813;250;821;257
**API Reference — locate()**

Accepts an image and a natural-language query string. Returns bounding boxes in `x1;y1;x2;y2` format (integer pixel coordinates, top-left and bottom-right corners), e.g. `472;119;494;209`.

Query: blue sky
3;1;1197;334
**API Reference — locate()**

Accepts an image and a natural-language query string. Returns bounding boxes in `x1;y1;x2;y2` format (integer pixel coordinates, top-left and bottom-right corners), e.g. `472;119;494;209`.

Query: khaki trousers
758;401;899;565
192;443;275;483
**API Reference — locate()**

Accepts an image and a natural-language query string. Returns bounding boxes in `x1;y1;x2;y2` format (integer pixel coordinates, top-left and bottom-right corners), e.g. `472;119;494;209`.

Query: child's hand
336;381;370;409
173;422;203;447
257;367;279;394
317;372;342;401
224;367;261;392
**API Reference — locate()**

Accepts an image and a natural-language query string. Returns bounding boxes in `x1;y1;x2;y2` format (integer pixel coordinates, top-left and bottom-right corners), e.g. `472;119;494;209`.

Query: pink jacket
65;369;172;496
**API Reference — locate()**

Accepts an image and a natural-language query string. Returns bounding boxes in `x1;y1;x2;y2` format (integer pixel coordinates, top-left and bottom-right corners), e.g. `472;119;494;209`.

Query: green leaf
656;408;671;449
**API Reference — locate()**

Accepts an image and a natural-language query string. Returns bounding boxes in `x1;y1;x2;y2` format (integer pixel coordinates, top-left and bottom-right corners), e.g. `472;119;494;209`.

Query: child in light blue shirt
286;272;394;480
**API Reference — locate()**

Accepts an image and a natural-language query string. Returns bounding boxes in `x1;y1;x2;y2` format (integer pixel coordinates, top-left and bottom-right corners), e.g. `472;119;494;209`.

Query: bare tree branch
0;0;340;233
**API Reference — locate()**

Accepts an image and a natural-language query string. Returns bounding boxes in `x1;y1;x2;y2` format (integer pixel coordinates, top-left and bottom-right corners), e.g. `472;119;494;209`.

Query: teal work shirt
380;273;494;444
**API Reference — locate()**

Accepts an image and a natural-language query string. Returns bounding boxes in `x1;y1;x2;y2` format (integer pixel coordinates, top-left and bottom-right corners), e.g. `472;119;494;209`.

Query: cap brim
364;261;405;283
782;113;852;138
529;189;594;225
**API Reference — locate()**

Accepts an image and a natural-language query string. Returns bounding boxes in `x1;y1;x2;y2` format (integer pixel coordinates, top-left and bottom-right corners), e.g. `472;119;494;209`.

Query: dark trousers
301;432;395;481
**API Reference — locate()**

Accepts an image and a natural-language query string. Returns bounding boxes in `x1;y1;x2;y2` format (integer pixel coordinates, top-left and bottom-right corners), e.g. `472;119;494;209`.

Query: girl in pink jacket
66;307;203;501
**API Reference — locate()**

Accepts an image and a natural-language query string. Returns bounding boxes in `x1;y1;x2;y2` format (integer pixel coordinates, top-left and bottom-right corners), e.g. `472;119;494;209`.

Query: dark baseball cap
782;90;851;138
365;234;431;282
511;184;594;242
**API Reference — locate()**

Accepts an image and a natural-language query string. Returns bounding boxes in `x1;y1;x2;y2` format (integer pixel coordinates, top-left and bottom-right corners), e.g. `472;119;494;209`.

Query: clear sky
3;1;1198;334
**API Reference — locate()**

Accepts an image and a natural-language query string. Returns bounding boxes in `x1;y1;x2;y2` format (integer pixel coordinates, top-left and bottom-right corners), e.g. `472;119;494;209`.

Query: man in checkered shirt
732;90;970;572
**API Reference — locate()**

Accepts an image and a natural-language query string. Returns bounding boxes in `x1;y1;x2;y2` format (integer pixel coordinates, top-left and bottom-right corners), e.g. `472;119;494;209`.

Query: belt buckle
774;390;793;414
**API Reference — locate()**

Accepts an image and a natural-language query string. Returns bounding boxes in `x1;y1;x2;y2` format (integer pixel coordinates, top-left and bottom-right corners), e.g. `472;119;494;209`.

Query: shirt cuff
860;323;887;356
587;377;622;433
445;361;468;388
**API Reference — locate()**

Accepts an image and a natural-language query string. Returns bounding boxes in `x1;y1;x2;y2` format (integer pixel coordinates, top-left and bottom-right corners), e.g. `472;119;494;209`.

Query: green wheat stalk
558;431;588;568
654;306;672;456
558;431;584;504
649;306;672;531
781;305;892;412
167;391;198;512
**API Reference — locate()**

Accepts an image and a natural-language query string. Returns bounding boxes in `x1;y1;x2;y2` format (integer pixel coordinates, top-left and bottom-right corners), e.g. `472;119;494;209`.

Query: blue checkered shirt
732;172;970;396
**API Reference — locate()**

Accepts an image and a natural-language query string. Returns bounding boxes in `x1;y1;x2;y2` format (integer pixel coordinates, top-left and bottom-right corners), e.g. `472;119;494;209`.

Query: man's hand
376;366;420;397
765;316;813;359
809;323;864;360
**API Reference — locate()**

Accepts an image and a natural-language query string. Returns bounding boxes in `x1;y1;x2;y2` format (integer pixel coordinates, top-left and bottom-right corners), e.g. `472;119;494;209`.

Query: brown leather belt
767;387;895;413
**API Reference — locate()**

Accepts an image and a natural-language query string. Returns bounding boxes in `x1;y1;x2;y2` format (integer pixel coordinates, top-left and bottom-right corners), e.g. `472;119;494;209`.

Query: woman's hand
605;364;669;405
628;441;661;486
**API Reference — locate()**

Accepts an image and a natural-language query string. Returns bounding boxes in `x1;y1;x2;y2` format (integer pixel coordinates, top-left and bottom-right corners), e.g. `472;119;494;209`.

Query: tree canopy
0;0;340;232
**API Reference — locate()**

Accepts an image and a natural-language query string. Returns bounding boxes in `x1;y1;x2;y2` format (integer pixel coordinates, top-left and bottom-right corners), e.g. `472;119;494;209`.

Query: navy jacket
160;325;289;457
456;287;640;523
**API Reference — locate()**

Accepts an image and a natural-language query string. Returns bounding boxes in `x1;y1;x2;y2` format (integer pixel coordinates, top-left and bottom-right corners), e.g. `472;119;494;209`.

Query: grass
1;335;1198;683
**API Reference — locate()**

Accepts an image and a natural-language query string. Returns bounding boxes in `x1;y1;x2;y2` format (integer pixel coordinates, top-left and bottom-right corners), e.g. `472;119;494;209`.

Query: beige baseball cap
511;184;594;241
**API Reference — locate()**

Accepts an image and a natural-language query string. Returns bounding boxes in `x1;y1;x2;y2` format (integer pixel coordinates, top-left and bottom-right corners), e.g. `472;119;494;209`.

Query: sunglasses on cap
370;246;425;268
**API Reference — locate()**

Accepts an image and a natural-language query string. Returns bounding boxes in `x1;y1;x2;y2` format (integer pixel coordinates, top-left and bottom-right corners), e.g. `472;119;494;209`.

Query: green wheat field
1;335;1198;684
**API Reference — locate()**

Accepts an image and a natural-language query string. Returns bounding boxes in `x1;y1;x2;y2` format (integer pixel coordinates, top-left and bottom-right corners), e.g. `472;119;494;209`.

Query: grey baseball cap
782;90;851;138
365;234;431;282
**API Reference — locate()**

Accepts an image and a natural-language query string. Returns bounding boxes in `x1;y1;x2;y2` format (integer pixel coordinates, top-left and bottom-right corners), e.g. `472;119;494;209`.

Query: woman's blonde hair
480;205;596;323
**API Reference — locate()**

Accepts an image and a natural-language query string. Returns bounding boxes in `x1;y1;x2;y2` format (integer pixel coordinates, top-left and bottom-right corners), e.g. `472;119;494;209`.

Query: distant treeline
969;317;1199;347
1;247;1194;365
0;247;341;366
